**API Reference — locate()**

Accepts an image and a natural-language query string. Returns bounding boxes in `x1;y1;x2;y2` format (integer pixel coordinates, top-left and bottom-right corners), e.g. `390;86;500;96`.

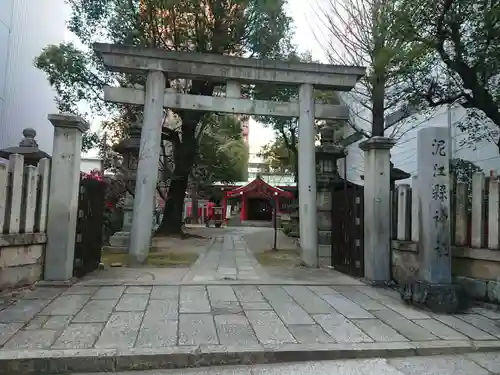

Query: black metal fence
331;181;365;277
74;177;106;277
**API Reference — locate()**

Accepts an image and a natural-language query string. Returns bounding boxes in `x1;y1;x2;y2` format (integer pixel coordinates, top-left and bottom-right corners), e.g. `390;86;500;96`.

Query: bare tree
313;0;429;139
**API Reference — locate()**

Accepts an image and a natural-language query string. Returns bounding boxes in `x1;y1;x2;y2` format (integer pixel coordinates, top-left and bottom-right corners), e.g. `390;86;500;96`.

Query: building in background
0;0;70;153
340;106;500;186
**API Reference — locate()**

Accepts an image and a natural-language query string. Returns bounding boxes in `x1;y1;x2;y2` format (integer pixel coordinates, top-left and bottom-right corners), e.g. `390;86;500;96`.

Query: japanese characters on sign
430;138;450;257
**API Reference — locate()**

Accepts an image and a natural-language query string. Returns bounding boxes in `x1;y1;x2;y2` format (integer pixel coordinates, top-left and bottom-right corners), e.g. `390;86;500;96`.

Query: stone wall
0;233;46;289
0;154;50;290
392;170;500;304
392;240;500;303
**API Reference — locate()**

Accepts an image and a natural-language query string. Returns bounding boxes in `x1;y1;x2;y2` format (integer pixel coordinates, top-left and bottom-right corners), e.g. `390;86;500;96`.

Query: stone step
1;340;499;374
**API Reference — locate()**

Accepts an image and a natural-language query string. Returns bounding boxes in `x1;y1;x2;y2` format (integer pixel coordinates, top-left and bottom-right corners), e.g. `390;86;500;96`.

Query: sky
248;0;326;156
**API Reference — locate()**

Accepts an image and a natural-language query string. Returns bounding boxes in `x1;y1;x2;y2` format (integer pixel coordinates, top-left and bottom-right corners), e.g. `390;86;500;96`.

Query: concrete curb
77;280;366;286
1;340;499;375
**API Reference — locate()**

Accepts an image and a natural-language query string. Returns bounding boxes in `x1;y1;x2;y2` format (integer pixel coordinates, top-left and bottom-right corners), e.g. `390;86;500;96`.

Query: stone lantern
315;125;346;251
107;123;141;252
0;128;50;165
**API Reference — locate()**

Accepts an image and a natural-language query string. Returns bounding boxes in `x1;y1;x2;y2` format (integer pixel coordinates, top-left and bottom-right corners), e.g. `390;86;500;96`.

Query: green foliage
258;137;295;176
393;0;500;150
196;115;248;185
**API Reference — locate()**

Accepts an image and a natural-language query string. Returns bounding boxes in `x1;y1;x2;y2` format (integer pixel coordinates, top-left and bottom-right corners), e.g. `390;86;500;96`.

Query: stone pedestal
359;137;396;283
108;192;134;252
401;127;467;313
44;114;89;281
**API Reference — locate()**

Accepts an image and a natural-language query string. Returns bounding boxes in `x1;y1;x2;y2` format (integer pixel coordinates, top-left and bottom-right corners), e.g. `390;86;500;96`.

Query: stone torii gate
94;43;365;265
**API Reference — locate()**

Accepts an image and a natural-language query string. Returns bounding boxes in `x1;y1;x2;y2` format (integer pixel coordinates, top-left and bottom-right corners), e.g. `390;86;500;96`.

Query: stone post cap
48;113;90;133
359;136;396;151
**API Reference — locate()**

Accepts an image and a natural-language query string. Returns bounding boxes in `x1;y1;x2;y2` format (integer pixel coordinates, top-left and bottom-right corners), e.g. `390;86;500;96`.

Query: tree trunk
293;150;299;198
157;114;199;235
371;0;386;138
157;176;189;234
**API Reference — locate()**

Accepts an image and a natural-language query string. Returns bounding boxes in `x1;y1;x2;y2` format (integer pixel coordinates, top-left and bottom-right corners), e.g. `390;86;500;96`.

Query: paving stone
125;286;152;294
433;315;497;340
412;319;468;340
241;302;273;310
456;313;500;338
43;315;73;329
287;324;335;344
372;310;437;341
150;286;179;300
382;302;431;320
283;286;335;314
233;286;266;303
211;301;243;315
40;294;91;315
72;299;118;323
308;286;341;295
245;310;296;344
115;294;149;312
24;315;49;330
313;313;373;343
352;319;408;342
22;287;63;300
92;286;126;300
143;300;178;322
0;323;23;345
337;289;388;311
178;313;218;345
3;329;59;349
318;293;374;319
180;286;211;313
0;299;50;323
259;286;314;325
52;323;104;349
136;319;178;347
63;286;99;295
208;286;238;302
94;312;143;349
466;352;500;373
214;314;259;345
355;286;400;304
469;307;500;320
389;355;490;375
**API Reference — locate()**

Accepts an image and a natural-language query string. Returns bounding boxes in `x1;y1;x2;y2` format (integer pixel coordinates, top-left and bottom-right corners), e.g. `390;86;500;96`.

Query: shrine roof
225;177;294;198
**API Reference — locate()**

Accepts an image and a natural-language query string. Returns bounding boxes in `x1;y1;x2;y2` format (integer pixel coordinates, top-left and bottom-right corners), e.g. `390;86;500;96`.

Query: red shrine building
220;177;294;222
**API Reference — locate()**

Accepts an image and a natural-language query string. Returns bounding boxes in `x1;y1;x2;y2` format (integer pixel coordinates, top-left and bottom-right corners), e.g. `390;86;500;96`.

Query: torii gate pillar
128;71;165;264
298;84;318;267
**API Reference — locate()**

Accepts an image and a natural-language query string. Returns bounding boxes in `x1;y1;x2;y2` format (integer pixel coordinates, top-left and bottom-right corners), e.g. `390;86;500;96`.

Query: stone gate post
44;114;89;281
359;137;395;283
129;70;166;264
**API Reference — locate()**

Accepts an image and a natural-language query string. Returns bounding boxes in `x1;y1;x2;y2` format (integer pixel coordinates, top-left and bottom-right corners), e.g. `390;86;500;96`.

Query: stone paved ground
1;230;500;374
1;283;500;350
74;352;500;374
